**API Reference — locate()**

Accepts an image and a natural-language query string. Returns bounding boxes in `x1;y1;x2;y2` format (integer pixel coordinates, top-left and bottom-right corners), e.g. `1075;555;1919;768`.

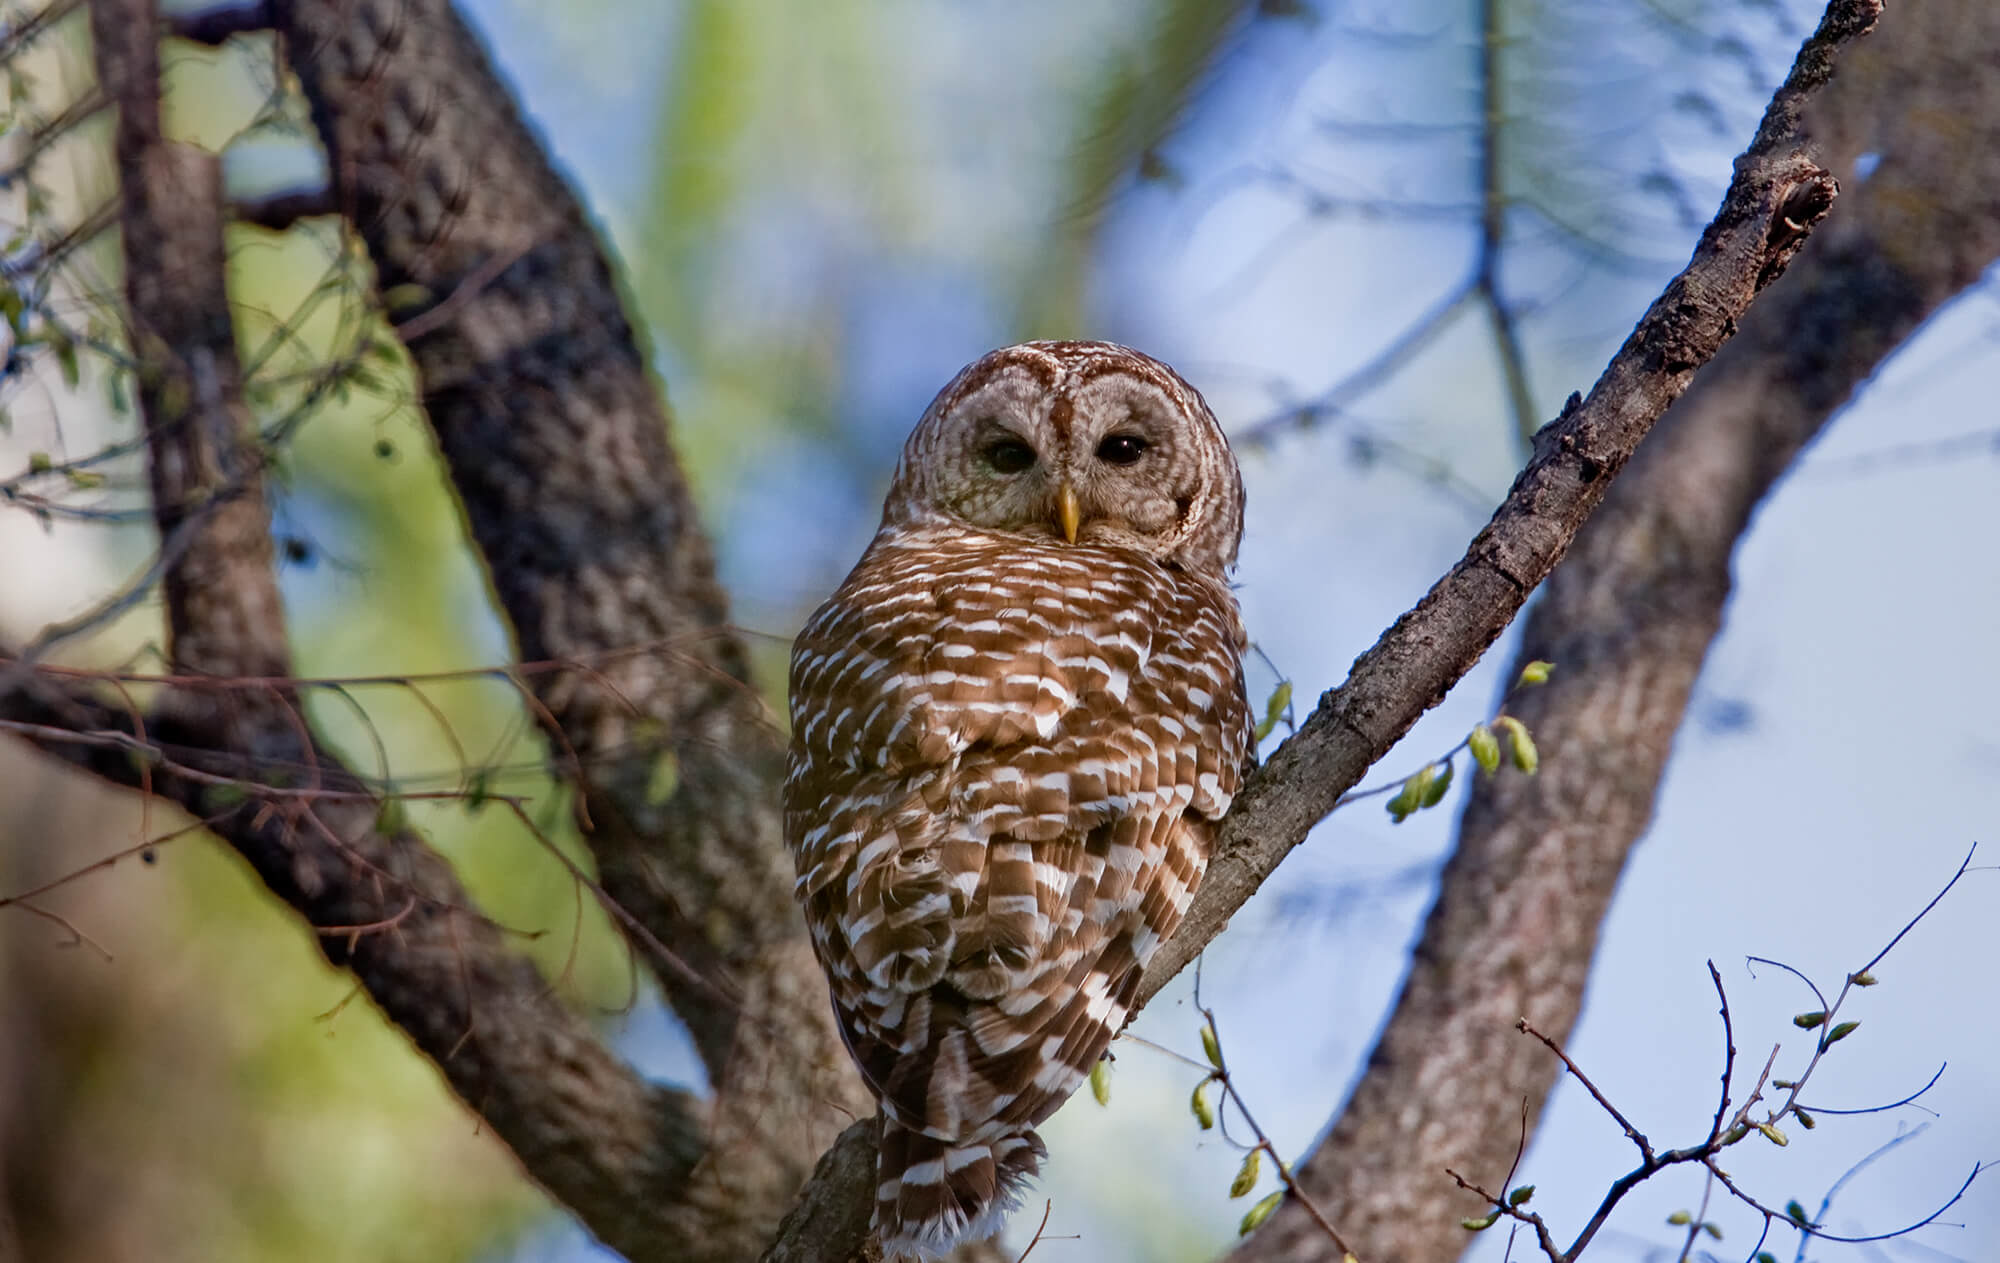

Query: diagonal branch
770;2;1883;1256
1141;0;1879;1006
1237;1;2000;1257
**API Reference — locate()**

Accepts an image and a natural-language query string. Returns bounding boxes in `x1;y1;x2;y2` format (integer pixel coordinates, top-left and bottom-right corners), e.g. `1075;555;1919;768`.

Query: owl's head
885;341;1244;574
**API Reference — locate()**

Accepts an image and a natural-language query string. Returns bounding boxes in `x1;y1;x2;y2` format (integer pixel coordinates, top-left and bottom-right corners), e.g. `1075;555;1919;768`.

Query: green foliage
1469;723;1502;773
1228;1149;1261;1199
1254;679;1292;742
1190;1078;1216;1130
1494;715;1539;774
1238;1190;1282;1235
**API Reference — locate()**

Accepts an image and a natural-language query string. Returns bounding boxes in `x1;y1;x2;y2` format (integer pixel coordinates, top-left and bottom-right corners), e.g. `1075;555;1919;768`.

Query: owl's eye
984;438;1037;474
1096;433;1149;466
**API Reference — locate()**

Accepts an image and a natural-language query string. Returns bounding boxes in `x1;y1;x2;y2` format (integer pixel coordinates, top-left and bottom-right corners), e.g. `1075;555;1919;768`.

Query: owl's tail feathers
874;1119;1046;1260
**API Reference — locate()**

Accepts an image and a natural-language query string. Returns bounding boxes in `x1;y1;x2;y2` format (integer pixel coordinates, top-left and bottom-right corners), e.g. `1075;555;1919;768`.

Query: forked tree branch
267;0;874;1256
35;2;712;1258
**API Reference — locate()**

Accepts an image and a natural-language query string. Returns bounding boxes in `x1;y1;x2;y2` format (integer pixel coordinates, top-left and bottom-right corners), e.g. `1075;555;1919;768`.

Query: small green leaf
1419;759;1454;808
1387;764;1435;823
1823;1020;1859;1047
1200;1018;1222;1069
1494;715;1539;774
1468;724;1501;774
1508;1185;1534;1207
51;331;79;388
1667;1211;1692;1226
1785;1201;1810;1227
1848;970;1879;987
204;783;248;811
1255;680;1293;741
27;450;51;473
1229;1149;1261;1199
1792;1010;1827;1030
1703;1221;1723;1240
1757;1254;1779;1263
64;468;104;489
645;751;680;808
374;795;409;837
1191;1080;1215;1130
1795;1108;1815;1130
1089;1057;1111;1107
381;282;431;314
1757;1122;1788;1147
1772;1078;1795;1089
1460;1211;1500;1231
1240;1190;1282;1235
1517;660;1554;687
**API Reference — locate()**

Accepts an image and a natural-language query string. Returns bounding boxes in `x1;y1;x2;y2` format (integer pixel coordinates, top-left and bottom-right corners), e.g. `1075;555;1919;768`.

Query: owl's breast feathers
786;525;1251;1131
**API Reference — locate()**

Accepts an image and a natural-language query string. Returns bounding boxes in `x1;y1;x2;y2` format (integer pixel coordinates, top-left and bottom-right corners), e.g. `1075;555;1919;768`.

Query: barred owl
786;340;1251;1257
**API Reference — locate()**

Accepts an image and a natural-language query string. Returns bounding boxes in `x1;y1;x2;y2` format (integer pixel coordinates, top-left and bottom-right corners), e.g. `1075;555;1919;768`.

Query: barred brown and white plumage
785;341;1251;1258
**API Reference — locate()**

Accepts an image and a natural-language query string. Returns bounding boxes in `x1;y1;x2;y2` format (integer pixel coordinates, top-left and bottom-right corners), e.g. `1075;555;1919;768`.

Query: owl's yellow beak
1055;482;1082;544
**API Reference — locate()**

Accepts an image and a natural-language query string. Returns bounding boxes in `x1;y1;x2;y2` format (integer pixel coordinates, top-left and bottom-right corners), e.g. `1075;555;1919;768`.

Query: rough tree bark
0;0;1898;1260
1235;3;2000;1260
262;1;875;1255
70;3;710;1259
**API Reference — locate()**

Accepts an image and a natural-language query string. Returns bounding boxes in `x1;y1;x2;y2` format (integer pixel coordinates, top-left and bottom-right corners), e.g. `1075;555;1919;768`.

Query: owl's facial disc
891;341;1244;573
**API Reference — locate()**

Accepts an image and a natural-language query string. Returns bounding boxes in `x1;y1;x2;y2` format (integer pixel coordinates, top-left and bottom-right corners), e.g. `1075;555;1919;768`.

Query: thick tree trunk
1237;4;2000;1259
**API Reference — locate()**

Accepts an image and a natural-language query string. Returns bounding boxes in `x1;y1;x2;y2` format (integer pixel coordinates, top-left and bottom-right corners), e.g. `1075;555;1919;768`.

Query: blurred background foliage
2;1;1995;1261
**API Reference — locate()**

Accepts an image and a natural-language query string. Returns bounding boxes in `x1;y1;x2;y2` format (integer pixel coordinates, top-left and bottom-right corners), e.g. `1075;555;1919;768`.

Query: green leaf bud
1230;1149;1261;1199
1240;1191;1282;1235
1469;724;1501;774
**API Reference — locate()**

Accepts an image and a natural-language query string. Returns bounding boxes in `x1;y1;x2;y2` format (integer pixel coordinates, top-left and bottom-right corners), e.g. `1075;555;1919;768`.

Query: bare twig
1193;970;1356;1258
1518;1018;1651;1165
1475;0;1538;455
1474;848;1989;1262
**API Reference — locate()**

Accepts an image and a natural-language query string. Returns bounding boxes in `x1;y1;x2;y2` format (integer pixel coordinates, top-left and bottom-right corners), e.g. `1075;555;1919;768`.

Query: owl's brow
1046;394;1074;446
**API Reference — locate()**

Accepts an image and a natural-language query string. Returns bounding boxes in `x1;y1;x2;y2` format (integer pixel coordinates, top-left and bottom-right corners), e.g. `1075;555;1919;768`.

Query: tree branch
1142;0;1879;1007
1237;1;2000;1257
53;3;711;1259
260;0;868;1254
770;1;1883;1255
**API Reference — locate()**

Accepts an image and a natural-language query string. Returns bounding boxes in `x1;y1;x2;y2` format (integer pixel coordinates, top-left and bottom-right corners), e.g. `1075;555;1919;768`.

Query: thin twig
1517;1018;1652;1164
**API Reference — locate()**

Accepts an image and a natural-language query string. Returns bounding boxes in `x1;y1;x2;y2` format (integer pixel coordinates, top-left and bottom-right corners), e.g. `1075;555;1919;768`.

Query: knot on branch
1761;169;1840;287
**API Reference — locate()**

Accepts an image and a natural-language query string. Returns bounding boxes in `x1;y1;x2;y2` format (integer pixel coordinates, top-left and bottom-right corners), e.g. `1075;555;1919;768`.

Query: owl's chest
793;541;1184;775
